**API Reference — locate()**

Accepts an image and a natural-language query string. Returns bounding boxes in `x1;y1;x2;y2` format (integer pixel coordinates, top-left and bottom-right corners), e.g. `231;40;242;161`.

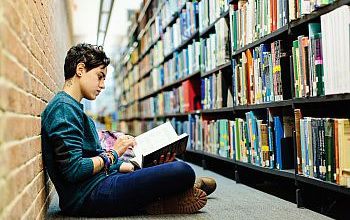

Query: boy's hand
113;135;136;156
119;162;135;173
153;152;176;165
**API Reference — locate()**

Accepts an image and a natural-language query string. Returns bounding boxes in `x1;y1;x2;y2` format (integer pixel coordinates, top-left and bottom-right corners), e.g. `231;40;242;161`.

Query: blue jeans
81;161;195;216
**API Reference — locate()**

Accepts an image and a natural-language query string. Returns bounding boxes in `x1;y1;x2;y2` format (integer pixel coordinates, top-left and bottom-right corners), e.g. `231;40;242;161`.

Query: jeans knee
171;161;195;186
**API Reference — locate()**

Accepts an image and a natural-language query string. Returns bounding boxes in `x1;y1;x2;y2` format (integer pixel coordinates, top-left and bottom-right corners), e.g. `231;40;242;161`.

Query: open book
129;122;189;169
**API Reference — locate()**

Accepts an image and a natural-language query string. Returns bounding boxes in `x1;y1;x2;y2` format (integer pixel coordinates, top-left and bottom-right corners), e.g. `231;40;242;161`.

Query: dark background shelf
232;25;288;57
235;160;295;179
290;0;350;29
155;111;200;119
201;61;231;78
199;10;229;38
188;149;295;180
162;3;186;32
296;175;350;196
137;0;152;23
201;107;234;114
234;100;293;110
162;30;199;63
293;94;350;104
138;34;162;62
138;70;200;101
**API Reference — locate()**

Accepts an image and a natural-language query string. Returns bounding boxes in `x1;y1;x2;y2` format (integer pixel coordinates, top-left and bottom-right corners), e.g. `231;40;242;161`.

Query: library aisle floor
46;162;330;220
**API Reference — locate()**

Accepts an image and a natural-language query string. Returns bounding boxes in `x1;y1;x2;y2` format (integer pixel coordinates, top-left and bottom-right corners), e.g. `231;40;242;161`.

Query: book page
134;122;178;155
129;146;143;168
142;133;189;155
141;133;189;168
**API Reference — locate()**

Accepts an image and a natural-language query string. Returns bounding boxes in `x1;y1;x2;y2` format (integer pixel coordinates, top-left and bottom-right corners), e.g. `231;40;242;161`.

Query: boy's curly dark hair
64;43;110;80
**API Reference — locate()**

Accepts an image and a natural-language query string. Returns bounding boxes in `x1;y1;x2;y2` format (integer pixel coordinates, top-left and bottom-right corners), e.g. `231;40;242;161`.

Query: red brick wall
0;0;71;219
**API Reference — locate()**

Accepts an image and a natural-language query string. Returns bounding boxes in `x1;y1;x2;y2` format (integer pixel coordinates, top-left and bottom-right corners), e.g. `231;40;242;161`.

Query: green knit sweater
41;91;122;214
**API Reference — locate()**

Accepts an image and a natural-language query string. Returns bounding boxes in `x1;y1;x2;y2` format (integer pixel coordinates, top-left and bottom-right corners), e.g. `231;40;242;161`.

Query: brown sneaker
146;187;207;214
194;177;217;196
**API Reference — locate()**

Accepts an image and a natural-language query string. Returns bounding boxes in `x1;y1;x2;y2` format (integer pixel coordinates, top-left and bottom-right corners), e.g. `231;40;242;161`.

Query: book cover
324;118;335;182
130;122;189;169
294;109;303;174
274;116;283;170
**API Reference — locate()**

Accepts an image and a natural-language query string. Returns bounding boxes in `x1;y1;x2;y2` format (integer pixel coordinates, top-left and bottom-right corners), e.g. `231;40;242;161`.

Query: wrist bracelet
99;152;111;175
109;149;119;164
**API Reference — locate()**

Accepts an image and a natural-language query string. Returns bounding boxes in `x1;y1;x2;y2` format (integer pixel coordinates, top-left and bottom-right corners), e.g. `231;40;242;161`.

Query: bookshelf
163;30;199;59
201;61;231;78
290;0;350;28
231;25;289;57
293;94;350;104
234;99;293;110
199;10;229;37
137;0;152;23
201;107;235;114
115;0;350;217
296;174;350;196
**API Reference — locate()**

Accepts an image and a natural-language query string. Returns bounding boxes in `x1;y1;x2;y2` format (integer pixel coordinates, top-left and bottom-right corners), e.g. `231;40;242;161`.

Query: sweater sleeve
110;159;123;171
47;103;94;183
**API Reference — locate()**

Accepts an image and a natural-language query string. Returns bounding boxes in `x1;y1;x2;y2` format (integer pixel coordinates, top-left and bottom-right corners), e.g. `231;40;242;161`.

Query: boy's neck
63;78;83;102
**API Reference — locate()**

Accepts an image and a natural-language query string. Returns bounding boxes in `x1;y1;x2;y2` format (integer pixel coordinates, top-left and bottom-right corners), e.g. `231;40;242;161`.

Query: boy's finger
165;152;171;161
125;139;136;147
127;135;135;140
170;153;176;161
159;155;165;164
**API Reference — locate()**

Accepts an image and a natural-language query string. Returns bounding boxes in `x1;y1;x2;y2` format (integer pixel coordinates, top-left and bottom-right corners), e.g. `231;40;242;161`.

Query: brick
35;1;44;34
27;73;53;103
1;53;29;91
1;22;30;70
19;24;31;56
27;35;36;73
0;47;3;77
0;113;41;142
32;26;42;61
34;188;46;219
0;148;9;178
2;169;45;220
23;1;35;35
2;1;21;36
29;0;40;29
36;184;54;220
22;202;35;220
1;164;32;216
0;136;41;178
11;6;31;50
23;173;46;220
0;81;41;115
0;179;7;212
32;59;44;84
0;82;21;113
0;0;71;217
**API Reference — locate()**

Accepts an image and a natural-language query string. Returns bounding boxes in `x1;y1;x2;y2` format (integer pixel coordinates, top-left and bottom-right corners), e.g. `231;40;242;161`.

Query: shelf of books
115;0;350;211
187;148;295;179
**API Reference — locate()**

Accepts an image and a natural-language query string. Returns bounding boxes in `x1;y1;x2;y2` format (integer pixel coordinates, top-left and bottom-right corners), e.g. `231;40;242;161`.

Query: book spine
295;109;303;174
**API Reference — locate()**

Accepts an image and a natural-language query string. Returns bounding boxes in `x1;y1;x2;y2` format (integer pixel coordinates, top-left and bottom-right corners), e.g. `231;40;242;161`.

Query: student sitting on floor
41;43;216;217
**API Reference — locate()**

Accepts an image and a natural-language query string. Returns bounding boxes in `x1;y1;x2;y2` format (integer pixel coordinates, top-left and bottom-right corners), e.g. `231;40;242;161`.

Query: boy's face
79;64;107;100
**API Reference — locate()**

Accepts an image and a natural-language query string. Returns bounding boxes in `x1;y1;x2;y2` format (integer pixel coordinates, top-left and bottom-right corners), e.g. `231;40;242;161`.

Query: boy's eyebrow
100;72;106;78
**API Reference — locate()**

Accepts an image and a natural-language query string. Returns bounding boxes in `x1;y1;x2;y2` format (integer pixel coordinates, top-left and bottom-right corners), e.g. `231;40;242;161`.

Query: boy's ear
76;63;85;77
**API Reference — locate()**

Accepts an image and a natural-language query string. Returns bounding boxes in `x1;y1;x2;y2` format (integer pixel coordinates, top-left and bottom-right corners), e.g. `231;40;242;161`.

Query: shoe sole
201;181;217;196
146;187;207;214
195;178;217;196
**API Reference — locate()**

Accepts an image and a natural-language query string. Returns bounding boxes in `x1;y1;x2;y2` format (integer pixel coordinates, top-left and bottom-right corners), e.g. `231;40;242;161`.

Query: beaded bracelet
106;151;115;164
99;152;111;175
109;149;119;163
